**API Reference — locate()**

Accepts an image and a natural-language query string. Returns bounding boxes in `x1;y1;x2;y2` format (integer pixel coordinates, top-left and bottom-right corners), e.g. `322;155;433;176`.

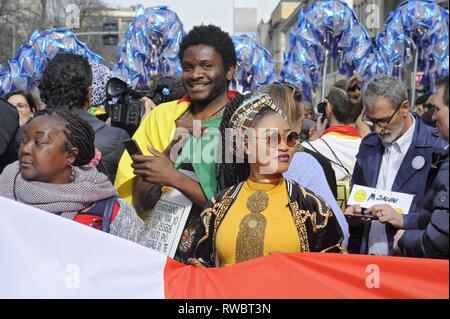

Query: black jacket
72;109;130;182
0;97;19;173
398;148;449;259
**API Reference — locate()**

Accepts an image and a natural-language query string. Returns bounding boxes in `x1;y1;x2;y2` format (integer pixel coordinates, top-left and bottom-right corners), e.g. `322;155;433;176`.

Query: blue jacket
398;149;449;259
348;113;448;254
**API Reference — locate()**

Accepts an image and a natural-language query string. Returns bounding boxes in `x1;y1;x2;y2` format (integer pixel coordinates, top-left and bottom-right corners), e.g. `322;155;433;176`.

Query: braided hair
216;94;247;191
32;109;107;174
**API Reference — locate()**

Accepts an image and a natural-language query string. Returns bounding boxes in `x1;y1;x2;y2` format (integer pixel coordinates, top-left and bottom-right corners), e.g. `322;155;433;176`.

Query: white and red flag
0;196;447;299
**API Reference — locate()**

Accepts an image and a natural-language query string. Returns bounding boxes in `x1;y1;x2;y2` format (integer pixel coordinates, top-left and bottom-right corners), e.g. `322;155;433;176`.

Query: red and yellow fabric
320;125;361;139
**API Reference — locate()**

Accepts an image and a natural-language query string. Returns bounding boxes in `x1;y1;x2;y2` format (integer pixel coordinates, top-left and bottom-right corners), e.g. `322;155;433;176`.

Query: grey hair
363;75;408;110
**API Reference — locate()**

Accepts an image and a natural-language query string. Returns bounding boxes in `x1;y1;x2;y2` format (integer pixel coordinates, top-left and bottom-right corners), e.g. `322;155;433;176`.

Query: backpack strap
306;139;351;177
101;196;118;233
76;196;119;233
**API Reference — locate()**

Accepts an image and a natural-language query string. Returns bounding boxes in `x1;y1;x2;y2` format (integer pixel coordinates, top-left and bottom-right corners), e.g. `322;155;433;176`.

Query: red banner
165;252;448;299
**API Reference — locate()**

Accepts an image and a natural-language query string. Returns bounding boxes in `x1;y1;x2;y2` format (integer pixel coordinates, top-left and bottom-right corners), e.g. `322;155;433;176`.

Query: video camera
105;77;175;133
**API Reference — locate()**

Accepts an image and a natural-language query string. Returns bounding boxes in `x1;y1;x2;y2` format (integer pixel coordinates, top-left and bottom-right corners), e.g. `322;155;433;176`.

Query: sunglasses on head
273;82;303;102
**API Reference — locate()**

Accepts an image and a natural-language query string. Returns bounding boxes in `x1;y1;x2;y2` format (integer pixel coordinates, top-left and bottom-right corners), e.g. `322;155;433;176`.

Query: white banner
0;196;167;299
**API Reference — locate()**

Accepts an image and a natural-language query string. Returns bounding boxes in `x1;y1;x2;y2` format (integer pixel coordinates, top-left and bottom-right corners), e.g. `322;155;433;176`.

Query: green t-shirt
174;117;222;200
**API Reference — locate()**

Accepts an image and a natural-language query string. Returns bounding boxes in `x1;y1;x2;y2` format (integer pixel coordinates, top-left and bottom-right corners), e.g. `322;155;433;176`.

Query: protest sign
145;170;197;257
347;184;414;214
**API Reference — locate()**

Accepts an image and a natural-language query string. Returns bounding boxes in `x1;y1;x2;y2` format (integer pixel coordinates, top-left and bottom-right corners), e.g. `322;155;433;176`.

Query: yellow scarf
114;99;190;204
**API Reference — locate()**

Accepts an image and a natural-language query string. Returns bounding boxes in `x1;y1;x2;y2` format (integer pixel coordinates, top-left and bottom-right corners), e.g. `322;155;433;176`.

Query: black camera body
105;78;146;130
146;77;175;106
317;101;328;124
107;100;144;128
105;77;175;135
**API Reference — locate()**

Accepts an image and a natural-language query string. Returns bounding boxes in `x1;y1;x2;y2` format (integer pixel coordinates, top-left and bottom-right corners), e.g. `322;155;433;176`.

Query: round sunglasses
249;130;299;148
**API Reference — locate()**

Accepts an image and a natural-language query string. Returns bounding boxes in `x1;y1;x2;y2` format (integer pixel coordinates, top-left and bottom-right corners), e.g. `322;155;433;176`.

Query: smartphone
348;214;377;220
123;138;143;156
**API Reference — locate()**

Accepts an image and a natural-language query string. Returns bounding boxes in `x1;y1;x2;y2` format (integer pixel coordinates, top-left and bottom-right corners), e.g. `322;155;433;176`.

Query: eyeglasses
363;101;405;128
14;103;30;110
274;82;302;103
250;130;299;148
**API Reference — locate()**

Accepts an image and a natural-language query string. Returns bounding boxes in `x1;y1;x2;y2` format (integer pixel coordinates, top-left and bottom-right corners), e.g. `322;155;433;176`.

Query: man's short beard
380;120;405;147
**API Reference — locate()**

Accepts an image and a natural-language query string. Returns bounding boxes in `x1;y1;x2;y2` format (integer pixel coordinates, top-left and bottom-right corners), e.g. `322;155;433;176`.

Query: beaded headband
229;93;287;130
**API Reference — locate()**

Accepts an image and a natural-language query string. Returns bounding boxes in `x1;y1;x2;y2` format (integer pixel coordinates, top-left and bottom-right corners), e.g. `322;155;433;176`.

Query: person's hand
308;115;328;140
393;229;405;255
315;114;328;134
187;258;206;268
141;97;156;119
131;146;178;186
175;118;207;139
344;204;372;226
162;119;208;161
366;204;405;229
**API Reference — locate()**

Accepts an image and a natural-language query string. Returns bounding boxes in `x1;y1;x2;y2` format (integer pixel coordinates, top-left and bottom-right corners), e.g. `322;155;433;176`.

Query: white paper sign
347;184;414;214
145;169;198;258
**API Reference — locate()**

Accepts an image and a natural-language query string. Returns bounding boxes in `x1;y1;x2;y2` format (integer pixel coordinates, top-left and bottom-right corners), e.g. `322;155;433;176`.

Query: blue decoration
113;5;185;88
377;0;449;91
0;28;103;96
280;0;385;101
231;34;277;94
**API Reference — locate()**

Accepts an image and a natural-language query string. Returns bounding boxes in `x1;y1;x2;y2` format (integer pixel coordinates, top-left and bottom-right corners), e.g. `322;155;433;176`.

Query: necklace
178;107;224;122
235;178;282;263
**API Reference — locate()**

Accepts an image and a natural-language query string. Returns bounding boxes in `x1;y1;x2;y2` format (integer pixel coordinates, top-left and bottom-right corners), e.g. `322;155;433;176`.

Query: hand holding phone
348;213;377;220
344;205;377;226
123;138;143;156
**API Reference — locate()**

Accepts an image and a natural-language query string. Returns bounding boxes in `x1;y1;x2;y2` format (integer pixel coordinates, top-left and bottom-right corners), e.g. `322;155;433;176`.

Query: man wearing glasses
345;75;447;256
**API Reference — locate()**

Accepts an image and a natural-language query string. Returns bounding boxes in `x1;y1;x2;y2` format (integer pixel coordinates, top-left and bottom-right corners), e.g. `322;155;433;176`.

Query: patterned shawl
0;161;117;219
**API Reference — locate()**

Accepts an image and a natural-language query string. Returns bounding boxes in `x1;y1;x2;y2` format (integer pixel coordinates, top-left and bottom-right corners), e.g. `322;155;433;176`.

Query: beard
380;120;405;147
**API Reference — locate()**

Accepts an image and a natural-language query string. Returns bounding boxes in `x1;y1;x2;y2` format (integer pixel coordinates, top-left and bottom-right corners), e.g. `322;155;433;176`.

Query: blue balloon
377;0;449;91
113;5;185;87
280;0;385;101
231;34;277;93
0;28;103;96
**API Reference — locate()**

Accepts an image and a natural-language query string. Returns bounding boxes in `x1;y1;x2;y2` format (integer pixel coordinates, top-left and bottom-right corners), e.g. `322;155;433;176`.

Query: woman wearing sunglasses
188;94;345;268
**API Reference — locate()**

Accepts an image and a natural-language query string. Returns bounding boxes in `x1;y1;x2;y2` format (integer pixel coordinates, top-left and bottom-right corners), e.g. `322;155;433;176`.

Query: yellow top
114;99;191;204
215;179;301;267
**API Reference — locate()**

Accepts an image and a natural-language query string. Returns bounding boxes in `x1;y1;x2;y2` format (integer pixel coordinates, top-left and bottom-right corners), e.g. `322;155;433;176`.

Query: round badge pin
412;156;425;170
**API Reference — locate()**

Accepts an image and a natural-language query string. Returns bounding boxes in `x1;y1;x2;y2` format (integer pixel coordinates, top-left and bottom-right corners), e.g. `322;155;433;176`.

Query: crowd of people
0;24;448;267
